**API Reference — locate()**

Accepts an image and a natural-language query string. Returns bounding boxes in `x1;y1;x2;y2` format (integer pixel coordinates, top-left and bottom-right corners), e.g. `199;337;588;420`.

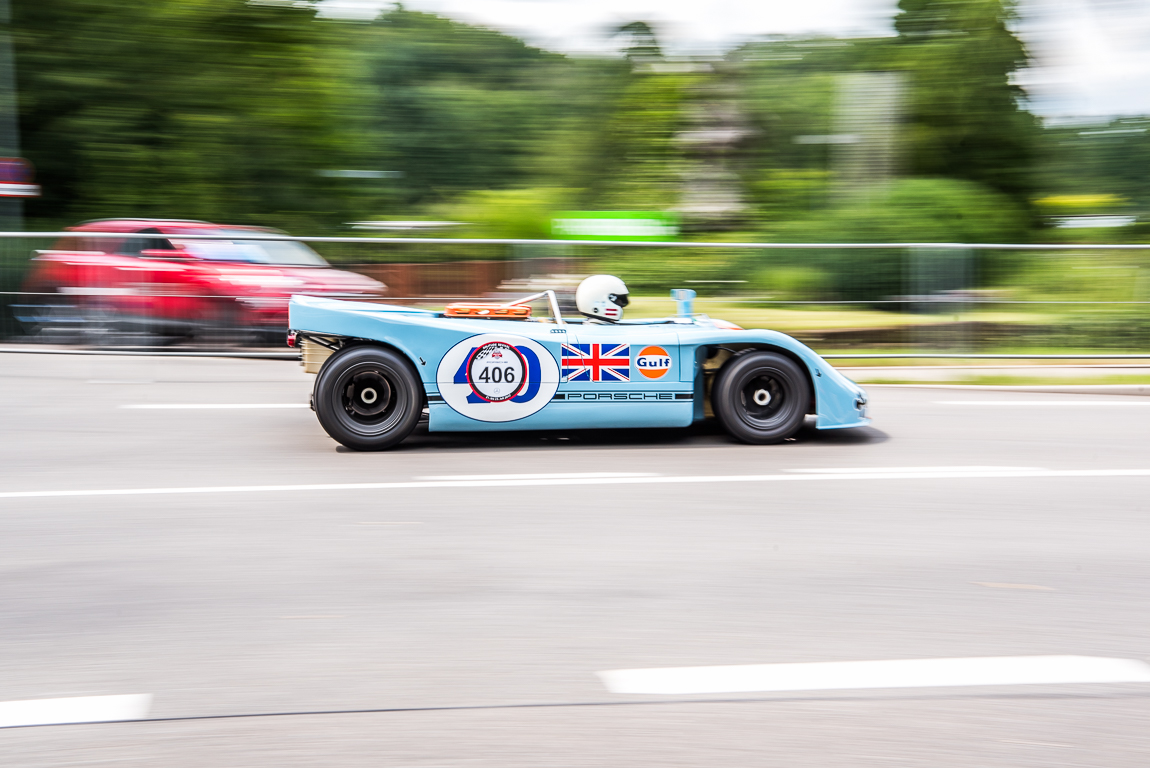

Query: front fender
686;328;870;430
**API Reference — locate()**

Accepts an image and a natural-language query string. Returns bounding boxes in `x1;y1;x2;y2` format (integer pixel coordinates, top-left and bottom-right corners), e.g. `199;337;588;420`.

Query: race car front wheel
314;345;423;451
712;350;810;444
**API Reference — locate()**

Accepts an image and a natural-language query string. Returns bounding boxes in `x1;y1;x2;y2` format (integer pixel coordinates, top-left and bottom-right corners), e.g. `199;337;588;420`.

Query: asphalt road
2;351;1150;766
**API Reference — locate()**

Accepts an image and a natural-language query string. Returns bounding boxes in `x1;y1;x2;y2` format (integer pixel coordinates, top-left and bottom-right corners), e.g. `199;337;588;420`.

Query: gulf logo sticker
633;345;673;380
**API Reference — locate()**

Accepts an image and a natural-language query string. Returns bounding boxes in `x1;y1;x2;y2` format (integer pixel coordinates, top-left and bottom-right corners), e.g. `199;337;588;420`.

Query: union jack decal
561;343;630;382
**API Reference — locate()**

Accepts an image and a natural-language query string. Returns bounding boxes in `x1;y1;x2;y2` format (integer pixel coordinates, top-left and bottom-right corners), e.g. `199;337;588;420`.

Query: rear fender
304;334;424;382
305;336;428;409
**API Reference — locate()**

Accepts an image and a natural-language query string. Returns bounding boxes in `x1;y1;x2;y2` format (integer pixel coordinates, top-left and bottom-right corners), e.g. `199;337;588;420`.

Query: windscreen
173;230;329;267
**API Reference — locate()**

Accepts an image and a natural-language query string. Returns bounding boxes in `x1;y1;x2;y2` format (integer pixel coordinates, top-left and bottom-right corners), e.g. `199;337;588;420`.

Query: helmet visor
609;292;630;308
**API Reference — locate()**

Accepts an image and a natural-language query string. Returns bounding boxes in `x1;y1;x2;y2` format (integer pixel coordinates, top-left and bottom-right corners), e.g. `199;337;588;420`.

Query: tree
13;0;373;230
365;9;568;205
614;21;662;62
893;0;1037;206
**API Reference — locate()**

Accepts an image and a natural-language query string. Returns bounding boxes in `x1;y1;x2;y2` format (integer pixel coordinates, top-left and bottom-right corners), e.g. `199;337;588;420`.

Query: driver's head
575;275;629;322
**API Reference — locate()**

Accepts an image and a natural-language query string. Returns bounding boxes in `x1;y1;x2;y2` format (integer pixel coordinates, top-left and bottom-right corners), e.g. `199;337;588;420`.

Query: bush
759;178;1028;301
428;187;577;240
750;265;832;299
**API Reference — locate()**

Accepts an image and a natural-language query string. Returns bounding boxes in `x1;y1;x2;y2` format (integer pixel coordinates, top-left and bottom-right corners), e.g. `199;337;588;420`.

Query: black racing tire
313;345;424;451
712;351;810;444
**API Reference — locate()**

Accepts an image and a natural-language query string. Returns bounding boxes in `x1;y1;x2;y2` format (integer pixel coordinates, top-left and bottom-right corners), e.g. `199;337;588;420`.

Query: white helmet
576;274;629;322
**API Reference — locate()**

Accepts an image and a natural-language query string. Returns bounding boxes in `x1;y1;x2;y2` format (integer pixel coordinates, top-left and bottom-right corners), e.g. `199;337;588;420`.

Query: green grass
625;297;1053;332
856;374;1150;386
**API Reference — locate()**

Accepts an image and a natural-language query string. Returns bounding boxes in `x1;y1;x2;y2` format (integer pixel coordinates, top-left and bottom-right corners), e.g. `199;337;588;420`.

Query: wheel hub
740;374;784;423
344;371;392;417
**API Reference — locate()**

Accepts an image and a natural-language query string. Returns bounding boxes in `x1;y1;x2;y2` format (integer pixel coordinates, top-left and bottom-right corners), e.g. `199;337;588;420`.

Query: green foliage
749;265;832;299
14;0;374;231
366;9;626;207
738;66;838;176
748;169;831;222
834;178;1027;243
614;21;662;61
892;0;1038;205
366;9;552;203
11;2;630;230
765;178;1027;300
1;0;1109;269
428;187;576;239
1037;118;1150;209
735;5;1038;217
596;72;694;210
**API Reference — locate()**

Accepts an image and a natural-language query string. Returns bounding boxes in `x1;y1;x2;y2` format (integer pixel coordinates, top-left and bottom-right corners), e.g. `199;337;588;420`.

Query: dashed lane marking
120;403;308;409
3;466;1150;500
0;694;152;729
999;739;1074;748
786;466;1044;474
937;400;1150;406
5;468;1150;500
597;656;1150;695
974;582;1055;591
415;472;658;481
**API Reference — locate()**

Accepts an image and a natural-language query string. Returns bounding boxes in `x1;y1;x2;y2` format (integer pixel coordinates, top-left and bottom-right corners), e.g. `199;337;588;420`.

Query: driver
575;275;629;323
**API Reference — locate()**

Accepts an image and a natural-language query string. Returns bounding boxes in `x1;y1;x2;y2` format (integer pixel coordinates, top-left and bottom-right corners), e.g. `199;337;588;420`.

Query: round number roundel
436;334;560;422
467;341;526;402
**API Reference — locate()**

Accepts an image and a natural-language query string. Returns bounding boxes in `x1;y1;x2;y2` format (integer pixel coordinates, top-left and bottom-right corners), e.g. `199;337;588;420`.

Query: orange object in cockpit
444;303;532;319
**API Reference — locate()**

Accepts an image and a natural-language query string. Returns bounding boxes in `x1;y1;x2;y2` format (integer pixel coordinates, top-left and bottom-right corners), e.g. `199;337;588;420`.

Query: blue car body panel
288;295;869;433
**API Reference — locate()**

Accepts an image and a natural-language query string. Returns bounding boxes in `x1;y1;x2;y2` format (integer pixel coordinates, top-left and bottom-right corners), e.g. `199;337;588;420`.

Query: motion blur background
7;3;1150;763
2;0;1150;355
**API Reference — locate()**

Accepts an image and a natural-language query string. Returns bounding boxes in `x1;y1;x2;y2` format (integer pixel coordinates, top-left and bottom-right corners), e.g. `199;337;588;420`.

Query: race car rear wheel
314;345;423;451
712;351;809;444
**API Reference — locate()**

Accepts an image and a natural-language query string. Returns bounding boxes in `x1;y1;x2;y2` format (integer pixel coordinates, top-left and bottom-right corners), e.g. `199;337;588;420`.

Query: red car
20;219;385;344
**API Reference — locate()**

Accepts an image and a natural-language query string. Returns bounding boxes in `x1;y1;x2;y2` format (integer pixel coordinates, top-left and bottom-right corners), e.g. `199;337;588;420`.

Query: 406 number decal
435;334;560;422
467;341;526;402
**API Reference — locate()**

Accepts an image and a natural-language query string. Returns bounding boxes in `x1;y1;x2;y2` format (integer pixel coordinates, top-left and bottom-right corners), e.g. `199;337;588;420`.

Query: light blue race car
287;282;869;451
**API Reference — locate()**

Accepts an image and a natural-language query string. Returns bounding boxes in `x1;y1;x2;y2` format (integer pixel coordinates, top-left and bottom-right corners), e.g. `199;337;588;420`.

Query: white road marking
5;467;1150;500
416;472;659;481
786;466;1044;474
120;403;308;409
938;400;1150;406
0;694;152;728
973;582;1054;591
597;656;1150;695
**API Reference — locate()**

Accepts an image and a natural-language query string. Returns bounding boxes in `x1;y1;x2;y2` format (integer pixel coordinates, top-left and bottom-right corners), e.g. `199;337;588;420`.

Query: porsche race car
288;283;869;450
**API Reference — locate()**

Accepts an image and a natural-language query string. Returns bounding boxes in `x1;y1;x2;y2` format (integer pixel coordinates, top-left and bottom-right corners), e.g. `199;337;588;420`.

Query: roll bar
505;290;565;325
